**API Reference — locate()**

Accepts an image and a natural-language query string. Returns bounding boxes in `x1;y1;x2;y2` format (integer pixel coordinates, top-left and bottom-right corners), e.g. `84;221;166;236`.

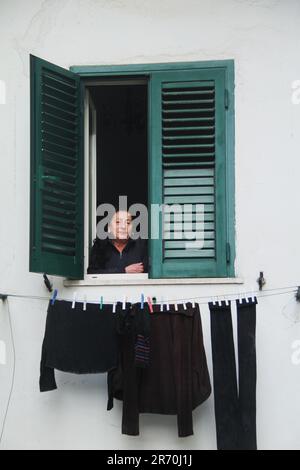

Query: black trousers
209;298;257;450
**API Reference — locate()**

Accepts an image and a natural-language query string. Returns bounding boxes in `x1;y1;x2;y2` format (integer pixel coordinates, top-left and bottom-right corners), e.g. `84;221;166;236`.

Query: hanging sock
236;296;257;450
134;302;151;368
209;298;257;450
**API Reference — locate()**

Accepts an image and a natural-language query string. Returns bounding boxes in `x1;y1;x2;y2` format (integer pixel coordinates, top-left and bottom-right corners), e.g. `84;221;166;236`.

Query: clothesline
0;285;298;307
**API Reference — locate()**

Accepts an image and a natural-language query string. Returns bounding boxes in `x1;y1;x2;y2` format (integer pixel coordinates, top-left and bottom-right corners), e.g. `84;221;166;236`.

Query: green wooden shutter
149;69;228;278
30;55;84;278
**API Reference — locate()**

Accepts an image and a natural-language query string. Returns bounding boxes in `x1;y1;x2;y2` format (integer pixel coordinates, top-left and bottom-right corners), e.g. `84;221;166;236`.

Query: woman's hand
125;263;144;273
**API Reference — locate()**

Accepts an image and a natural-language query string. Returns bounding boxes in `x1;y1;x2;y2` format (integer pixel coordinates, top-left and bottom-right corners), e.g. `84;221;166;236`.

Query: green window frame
30;57;235;279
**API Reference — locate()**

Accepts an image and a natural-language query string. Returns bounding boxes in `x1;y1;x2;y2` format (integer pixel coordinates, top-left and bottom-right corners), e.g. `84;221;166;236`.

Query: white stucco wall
0;0;300;450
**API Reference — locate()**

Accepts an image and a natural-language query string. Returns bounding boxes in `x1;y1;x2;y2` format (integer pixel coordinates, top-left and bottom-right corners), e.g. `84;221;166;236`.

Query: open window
30;55;235;280
84;80;148;275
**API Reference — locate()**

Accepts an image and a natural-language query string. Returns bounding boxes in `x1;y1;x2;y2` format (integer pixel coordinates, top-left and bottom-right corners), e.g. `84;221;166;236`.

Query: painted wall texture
0;0;300;450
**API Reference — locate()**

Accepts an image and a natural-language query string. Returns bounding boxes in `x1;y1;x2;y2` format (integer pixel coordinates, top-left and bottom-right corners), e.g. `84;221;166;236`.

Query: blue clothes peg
51;289;58;305
141;293;144;309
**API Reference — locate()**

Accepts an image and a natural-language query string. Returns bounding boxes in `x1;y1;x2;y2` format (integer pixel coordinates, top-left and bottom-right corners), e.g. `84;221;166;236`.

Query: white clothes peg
112;302;116;314
72;292;77;309
83;294;87;311
238;289;242;305
160;297;164;312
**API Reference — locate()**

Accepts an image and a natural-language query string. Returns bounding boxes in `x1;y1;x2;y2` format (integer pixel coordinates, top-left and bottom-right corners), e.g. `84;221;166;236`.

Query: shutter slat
164;222;215;232
163;144;215;149
42;137;77;154
164;249;215;258
42;92;77;111
165;240;215;249
164;177;214;186
43;71;77;91
163;108;215;114
42;223;76;237
42;111;76;130
42;82;77;101
41;242;76;256
42;101;77;120
163;134;215;140
163;126;215;132
43;193;76;210
164;168;214;177
164;186;214;196
162;90;213;96
163;99;215;105
42;148;76;165
43;213;76;227
42;129;77;146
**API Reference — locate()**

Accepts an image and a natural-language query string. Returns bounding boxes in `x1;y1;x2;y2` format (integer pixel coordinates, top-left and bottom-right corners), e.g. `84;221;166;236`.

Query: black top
40;300;119;392
87;237;148;274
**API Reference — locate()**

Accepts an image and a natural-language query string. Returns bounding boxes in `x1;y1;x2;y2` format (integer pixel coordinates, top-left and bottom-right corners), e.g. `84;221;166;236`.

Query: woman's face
109;211;133;240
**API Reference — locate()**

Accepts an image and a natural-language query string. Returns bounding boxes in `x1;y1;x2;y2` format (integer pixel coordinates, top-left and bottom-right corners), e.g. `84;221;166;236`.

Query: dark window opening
89;83;148;212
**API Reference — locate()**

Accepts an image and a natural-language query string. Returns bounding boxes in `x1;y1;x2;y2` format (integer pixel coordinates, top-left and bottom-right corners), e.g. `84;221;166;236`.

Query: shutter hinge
226;242;231;264
225;89;229;110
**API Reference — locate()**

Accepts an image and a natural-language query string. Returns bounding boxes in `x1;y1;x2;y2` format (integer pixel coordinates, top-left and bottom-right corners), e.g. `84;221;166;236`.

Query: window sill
64;274;244;287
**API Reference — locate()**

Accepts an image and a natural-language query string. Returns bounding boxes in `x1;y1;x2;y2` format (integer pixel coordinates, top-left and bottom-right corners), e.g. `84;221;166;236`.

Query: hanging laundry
209;298;257;450
107;302;211;438
40;299;119;392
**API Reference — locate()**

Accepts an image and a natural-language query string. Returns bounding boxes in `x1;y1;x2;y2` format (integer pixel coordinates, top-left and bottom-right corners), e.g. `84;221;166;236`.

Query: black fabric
87;237;148;274
209;299;257;450
108;302;211;438
40;300;119;392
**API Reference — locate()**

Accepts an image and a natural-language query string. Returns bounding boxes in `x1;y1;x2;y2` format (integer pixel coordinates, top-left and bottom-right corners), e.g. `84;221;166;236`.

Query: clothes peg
141;293;144;309
72;292;77;309
122;296;127;310
160;297;164;312
174;301;178;311
192;301;196;308
183;301;187;310
43;274;53;293
83;295;87;311
225;297;230;306
166;300;170;311
296;287;300;302
147;296;153;313
51;289;58;306
100;296;104;310
112;302;116;314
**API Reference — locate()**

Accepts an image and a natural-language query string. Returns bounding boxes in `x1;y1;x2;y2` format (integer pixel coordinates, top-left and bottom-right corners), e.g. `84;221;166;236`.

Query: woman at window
87;210;148;274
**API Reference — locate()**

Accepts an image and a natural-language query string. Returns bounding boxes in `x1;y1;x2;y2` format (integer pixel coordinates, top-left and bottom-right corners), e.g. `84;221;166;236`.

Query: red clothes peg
147;296;154;313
